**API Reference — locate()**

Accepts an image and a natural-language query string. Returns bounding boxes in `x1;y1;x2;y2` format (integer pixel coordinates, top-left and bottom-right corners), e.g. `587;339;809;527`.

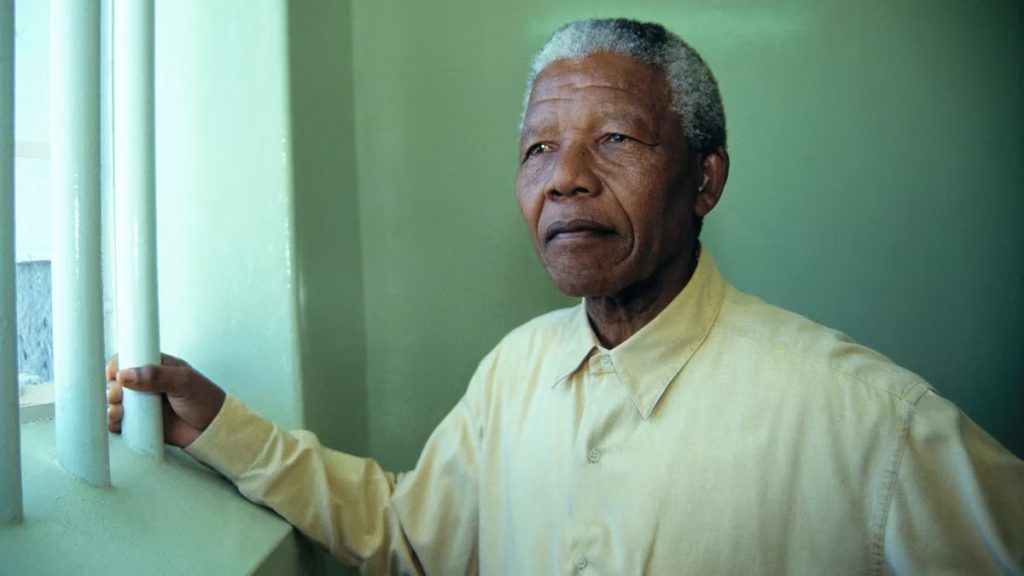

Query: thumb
117;364;174;394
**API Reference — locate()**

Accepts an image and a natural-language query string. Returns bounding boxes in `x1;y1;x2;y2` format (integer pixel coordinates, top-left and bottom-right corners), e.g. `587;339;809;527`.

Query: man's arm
107;354;486;574
106;356;420;571
183;395;422;573
883;390;1024;575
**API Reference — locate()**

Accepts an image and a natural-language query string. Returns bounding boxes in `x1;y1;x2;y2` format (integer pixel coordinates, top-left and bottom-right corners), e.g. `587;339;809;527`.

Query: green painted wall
154;0;304;430
350;2;572;471
154;0;369;453
350;0;1022;469
698;1;1024;456
287;0;368;455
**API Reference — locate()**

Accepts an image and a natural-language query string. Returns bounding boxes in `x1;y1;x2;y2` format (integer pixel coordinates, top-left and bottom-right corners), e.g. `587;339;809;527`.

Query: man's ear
695;147;729;218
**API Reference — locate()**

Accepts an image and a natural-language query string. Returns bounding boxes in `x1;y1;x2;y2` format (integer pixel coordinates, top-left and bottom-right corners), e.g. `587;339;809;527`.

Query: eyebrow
603;110;653;130
520;107;658;142
519;125;543;144
520;119;561;143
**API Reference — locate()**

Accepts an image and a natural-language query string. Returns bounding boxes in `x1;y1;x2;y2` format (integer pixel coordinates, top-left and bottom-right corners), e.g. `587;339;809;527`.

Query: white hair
522;18;727;154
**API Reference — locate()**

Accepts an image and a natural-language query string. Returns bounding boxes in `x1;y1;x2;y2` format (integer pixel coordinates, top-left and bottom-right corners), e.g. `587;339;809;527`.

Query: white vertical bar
112;0;162;459
51;0;110;487
101;0;116;363
0;0;21;525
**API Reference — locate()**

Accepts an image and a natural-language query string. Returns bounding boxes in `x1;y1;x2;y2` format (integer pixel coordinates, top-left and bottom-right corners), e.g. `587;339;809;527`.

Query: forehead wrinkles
531;74;666;108
537;54;668;98
523;90;664;141
523;60;672;134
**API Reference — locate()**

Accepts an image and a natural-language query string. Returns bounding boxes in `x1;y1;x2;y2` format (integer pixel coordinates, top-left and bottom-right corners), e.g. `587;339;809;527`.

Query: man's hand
106;353;226;448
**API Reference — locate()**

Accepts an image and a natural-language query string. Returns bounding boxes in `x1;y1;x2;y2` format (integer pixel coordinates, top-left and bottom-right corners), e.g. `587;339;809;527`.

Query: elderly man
107;18;1022;575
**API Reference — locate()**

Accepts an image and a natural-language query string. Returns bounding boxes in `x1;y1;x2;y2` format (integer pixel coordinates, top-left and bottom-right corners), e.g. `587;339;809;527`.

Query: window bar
51;0;110;487
0;0;21;525
112;0;162;459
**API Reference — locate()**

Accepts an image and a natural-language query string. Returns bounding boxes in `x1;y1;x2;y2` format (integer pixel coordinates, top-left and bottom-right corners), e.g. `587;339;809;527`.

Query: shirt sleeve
883;390;1024;575
185;370;488;576
185;394;422;574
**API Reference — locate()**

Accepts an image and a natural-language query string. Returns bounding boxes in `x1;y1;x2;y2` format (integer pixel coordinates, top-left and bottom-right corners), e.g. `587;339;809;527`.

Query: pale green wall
698;0;1024;455
154;0;305;430
350;0;1023;468
154;0;369;452
350;2;572;470
286;0;368;454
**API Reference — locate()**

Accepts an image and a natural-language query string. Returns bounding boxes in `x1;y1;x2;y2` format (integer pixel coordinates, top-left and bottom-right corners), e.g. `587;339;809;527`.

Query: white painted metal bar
100;0;116;364
112;0;162;459
0;0;22;524
51;0;110;487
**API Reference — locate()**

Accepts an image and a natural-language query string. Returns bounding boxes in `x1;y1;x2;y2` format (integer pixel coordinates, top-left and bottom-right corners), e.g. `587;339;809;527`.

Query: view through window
14;0;52;410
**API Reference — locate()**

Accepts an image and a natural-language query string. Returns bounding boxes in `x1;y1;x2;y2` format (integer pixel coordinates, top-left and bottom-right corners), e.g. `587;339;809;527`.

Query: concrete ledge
0;419;303;575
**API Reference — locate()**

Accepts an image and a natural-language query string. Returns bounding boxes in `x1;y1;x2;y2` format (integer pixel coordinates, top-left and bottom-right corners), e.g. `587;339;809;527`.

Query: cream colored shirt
187;252;1024;575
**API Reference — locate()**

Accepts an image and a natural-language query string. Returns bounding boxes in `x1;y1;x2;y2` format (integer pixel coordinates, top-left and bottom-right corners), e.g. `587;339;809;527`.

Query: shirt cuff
184;394;277;482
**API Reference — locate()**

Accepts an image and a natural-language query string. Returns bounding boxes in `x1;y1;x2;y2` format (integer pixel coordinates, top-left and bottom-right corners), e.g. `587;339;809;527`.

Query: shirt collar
549;248;727;419
547;302;600;386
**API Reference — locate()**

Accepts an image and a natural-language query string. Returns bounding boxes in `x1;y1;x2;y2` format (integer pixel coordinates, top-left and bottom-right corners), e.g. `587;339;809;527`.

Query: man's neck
585;246;700;348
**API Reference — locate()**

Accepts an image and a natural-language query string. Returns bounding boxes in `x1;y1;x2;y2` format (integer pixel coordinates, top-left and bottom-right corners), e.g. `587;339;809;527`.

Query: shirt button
587;449;601;463
601;355;613;368
575;557;588;571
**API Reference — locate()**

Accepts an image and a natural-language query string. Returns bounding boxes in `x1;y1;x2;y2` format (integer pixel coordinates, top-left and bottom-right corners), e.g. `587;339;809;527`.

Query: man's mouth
545;219;616;242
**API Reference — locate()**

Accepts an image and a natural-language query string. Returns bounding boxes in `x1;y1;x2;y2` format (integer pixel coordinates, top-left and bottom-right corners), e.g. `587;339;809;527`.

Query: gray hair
522;18;726;154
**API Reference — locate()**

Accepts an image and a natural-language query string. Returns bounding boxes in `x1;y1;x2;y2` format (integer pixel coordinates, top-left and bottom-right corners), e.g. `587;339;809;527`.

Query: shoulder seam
713;321;926;405
868;396;917;574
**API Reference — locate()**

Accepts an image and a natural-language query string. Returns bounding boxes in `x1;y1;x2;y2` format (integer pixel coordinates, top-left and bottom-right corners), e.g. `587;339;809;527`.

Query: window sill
0;417;307;575
19;382;54;423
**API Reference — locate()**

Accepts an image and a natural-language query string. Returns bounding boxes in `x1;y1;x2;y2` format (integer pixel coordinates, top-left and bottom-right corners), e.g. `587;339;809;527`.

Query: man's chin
547;271;623;298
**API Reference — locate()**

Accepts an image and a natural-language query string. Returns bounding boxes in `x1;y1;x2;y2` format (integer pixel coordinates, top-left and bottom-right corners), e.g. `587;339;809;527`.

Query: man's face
516;51;701;298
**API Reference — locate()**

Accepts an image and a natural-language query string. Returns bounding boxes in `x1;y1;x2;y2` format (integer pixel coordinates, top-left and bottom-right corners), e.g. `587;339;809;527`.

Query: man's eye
605;133;629;143
524;143;553;159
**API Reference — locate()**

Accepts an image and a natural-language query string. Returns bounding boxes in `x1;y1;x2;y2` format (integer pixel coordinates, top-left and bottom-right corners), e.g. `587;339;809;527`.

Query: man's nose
547;144;600;199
